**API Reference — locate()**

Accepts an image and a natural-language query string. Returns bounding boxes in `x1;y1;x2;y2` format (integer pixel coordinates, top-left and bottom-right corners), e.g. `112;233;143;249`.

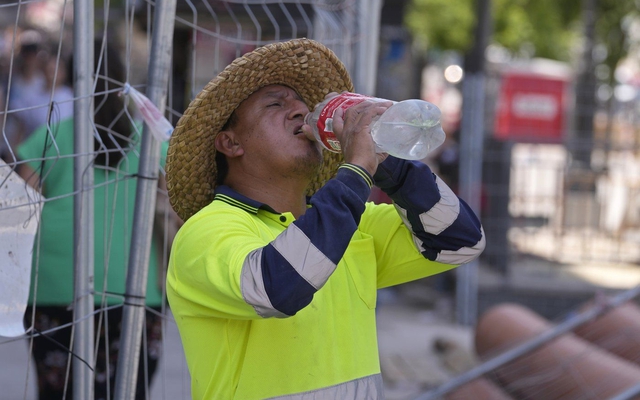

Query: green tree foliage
596;0;639;84
491;0;581;61
404;0;636;68
404;0;476;52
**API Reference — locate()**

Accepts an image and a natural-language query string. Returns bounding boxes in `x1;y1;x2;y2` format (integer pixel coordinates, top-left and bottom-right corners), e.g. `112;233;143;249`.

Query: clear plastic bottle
304;93;446;160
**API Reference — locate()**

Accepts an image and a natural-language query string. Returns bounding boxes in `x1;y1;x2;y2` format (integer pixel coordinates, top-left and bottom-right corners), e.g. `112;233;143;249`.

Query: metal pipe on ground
415;285;640;400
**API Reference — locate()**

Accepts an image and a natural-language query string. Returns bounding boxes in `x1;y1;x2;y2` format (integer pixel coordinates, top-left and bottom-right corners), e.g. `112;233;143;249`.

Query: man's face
231;84;323;182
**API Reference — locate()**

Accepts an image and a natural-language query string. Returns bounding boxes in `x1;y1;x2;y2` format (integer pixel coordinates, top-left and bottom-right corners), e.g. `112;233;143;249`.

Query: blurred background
1;0;640;399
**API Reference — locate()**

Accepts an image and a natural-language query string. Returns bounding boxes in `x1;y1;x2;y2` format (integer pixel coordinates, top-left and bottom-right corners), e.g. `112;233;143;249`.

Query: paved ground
0;314;192;400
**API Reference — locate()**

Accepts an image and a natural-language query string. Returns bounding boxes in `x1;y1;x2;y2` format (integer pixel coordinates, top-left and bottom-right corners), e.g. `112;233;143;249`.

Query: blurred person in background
7;30;45;106
1;29;46;161
9;44;74;150
16;39;169;400
432;127;460;193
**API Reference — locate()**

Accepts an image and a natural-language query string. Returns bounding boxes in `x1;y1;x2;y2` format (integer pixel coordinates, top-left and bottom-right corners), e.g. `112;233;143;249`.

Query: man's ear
214;130;244;158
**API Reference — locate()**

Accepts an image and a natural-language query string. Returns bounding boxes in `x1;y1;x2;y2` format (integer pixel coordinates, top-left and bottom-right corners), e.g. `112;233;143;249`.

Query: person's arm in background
17;163;41;191
154;173;182;289
373;156;485;265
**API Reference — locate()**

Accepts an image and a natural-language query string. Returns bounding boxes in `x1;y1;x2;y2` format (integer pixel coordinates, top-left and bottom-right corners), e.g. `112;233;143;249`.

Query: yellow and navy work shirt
167;157;485;400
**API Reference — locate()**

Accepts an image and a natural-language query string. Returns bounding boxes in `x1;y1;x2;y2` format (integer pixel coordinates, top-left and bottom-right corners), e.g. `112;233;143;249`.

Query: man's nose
288;101;309;120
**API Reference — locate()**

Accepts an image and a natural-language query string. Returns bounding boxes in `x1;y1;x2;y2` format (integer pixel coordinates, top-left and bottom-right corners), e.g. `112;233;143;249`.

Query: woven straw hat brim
166;38;354;221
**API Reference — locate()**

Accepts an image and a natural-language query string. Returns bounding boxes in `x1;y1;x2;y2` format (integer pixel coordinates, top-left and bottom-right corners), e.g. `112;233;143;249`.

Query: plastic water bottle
304;93;446;160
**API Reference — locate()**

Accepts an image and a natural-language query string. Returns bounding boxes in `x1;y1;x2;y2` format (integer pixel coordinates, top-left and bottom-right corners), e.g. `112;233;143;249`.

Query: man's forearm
373;156;485;264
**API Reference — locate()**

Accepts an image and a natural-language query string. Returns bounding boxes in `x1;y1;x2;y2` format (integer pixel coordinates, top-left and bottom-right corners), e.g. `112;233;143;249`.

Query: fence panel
4;0;640;398
0;1;371;399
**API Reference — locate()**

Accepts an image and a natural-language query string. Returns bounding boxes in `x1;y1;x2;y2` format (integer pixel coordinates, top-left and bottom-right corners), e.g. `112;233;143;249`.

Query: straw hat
166;38;354;221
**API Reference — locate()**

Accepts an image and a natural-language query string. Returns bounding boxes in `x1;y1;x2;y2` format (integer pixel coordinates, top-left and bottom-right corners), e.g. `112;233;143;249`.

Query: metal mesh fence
1;0;640;398
0;1;368;399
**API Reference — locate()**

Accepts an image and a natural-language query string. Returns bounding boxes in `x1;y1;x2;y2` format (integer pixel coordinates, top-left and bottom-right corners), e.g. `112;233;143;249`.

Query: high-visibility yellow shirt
167;161;484;399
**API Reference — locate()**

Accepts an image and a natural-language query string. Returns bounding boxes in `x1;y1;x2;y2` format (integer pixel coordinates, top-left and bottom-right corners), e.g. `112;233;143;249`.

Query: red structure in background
494;69;570;143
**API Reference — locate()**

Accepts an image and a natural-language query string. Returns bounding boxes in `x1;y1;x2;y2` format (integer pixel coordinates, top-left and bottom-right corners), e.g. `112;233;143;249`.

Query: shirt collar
213;185;277;214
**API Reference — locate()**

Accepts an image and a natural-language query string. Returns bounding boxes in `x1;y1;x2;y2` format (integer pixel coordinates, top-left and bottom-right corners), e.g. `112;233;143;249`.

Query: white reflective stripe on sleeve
436;227;486;265
271;223;337;290
266;374;384;400
393;204;425;252
419;176;460;235
240;248;287;318
393;203;410;227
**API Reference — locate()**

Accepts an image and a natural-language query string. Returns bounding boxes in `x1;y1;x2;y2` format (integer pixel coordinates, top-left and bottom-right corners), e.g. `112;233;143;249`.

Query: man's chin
305;143;324;166
292;151;323;181
310;149;324;172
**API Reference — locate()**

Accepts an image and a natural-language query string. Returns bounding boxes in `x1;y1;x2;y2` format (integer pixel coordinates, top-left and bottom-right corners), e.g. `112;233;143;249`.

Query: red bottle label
316;93;369;152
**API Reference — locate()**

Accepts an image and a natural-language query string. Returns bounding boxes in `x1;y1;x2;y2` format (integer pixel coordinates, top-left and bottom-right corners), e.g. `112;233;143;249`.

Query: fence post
72;0;95;396
113;0;176;397
355;0;382;96
456;0;491;327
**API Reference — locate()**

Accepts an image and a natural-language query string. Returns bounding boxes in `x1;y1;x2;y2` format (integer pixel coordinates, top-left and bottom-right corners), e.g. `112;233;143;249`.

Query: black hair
67;40;132;167
215;151;228;187
21;43;39;55
93;41;132;167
